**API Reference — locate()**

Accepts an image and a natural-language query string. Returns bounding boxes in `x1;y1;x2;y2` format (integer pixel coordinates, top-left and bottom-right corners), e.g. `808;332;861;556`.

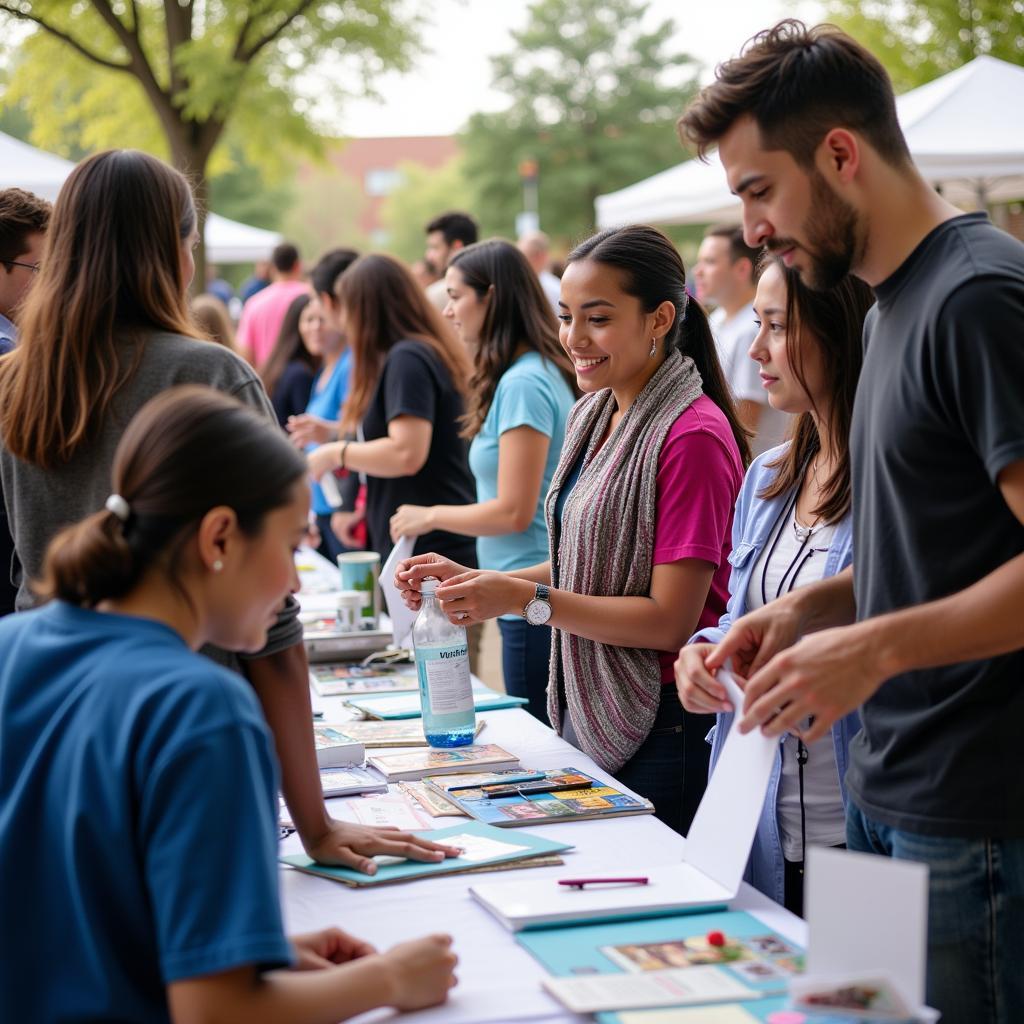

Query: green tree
826;0;1024;90
0;0;420;279
379;156;469;263
460;0;698;244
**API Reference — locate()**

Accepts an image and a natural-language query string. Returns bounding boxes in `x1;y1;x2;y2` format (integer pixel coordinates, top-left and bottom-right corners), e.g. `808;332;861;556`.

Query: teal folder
281;820;572;887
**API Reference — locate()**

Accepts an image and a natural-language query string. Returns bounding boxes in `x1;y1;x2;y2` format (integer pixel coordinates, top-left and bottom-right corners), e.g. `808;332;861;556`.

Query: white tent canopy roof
0;131;281;263
596;55;1024;228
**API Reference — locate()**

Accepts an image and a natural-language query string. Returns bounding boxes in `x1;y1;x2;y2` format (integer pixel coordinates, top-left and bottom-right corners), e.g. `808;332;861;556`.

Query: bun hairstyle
567;225;752;468
36;386;307;608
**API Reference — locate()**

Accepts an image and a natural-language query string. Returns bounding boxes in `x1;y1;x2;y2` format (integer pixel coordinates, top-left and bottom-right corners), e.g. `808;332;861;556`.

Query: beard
768;170;865;291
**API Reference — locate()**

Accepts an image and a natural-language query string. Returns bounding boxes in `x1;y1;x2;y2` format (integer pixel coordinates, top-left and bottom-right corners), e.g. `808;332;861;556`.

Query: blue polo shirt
0;602;293;1022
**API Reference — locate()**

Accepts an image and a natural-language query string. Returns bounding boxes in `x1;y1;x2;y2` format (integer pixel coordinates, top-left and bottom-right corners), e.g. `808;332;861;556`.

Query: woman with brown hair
191;292;237;352
308;253;476;569
0;149;456;872
259;291;321;427
388;239;577;722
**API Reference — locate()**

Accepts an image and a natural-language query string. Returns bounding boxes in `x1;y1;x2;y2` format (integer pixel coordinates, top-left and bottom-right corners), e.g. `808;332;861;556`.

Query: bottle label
422;646;472;714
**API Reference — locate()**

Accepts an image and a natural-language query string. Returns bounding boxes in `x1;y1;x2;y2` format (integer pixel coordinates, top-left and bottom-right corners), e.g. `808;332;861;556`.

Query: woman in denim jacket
676;257;874;915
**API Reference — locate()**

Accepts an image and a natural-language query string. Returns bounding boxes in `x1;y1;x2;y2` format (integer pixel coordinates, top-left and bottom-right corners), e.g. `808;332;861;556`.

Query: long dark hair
259;292;319;398
567;225;752;467
0;150;199;468
36;386;307;608
448;239;577;438
337;254;471;432
758;259;874;522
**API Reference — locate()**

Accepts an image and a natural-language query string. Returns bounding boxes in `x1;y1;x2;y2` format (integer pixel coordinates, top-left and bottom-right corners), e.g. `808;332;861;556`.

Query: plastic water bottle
413;577;476;747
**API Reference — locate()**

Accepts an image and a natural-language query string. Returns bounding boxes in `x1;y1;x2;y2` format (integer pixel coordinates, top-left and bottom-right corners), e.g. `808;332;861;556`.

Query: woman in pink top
397;225;750;835
235;242;309;366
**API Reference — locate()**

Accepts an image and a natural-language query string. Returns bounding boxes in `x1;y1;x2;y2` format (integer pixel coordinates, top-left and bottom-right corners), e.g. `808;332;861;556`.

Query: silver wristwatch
523;584;553;626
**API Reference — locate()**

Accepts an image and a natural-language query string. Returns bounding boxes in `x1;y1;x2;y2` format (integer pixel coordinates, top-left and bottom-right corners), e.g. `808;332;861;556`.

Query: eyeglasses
2;260;40;273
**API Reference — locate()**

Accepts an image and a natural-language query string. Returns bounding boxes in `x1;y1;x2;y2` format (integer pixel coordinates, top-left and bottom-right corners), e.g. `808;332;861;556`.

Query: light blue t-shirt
469;352;575;615
0;602;292;1022
306;349;352;516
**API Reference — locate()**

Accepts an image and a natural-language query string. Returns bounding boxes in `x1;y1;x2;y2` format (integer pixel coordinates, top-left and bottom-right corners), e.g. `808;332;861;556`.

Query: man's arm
738;461;1024;742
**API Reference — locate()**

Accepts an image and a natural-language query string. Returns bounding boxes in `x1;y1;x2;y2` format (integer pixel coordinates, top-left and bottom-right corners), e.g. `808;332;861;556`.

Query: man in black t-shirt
678;21;1024;1022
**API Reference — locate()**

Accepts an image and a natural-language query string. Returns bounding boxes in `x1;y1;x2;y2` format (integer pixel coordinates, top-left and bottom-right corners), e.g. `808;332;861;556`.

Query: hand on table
290;927;376;970
674;643;734;714
737;622;884;742
389;504;433;542
394;553;473;611
382;935;458;1011
303;819;462;875
287;413;336;448
330;509;365;548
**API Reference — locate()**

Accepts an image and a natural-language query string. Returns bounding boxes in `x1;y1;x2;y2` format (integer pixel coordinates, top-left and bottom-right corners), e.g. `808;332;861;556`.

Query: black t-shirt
270;360;315;427
362;340;477;568
847;212;1024;837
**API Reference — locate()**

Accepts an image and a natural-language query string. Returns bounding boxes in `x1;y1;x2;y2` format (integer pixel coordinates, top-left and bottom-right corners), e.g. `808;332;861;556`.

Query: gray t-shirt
0;332;302;659
847;213;1024;837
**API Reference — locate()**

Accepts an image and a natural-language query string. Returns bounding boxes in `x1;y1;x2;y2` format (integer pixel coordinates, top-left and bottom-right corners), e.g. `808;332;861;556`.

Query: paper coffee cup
336;552;381;627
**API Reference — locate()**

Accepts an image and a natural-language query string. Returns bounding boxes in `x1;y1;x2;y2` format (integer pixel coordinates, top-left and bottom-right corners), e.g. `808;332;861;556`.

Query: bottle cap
420;576;439;597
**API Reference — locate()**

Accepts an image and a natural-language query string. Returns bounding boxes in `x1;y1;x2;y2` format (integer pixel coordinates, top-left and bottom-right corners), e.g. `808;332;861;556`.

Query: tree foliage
826;0;1024;91
460;0;699;245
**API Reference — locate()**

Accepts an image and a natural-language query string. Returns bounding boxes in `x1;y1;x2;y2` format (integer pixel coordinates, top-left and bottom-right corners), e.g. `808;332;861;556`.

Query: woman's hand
435;571;532;624
395;553;472;610
390;505;434;543
290;928;376;970
307;443;342;482
381;935;458;1011
330;508;365;548
287;413;337;448
303;819;463;875
674;643;734;714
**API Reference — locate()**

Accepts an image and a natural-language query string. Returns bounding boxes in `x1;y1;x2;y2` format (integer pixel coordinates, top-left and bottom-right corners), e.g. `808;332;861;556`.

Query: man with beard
678;20;1024;1023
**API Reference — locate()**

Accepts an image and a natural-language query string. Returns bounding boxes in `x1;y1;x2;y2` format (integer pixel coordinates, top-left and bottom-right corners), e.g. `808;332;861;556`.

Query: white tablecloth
281;694;807;1024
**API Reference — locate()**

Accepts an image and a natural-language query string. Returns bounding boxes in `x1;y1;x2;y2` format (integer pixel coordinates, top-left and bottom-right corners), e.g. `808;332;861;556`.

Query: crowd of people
0;18;1020;1024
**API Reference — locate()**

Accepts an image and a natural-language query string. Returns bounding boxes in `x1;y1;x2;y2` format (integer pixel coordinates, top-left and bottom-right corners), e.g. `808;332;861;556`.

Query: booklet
334;718;485;748
438;767;654;827
398;781;468;817
345;688;528;720
319;765;388;798
312;726;365;768
309;662;418;698
280;819;573;888
422;769;549;793
367;744;519;782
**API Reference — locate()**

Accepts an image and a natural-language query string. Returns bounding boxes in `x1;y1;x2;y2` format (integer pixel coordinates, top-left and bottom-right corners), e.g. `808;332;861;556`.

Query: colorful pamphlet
312;726;365;768
436;767;654;826
423;769;548;793
398;781;468;818
309;662;418;698
344;688;528;720
319;765;388;798
334;718;485;748
280;819;573;887
367;744;519;782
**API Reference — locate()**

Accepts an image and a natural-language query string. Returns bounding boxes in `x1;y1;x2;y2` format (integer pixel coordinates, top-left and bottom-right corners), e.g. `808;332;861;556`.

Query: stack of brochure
366;744;519;782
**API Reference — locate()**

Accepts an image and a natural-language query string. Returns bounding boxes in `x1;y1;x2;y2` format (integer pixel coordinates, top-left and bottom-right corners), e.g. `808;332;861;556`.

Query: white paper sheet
683;670;778;892
379;534;416;648
344;796;431;831
618;1009;760;1024
542;966;755;1014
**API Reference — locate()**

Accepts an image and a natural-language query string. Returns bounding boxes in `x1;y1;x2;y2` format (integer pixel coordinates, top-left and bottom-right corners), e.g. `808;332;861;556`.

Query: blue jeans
847;803;1024;1023
497;618;551;726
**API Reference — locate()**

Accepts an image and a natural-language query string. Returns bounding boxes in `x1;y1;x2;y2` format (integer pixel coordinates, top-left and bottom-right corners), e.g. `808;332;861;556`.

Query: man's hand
705;599;804;679
739;622;882;742
303;820;463;875
290;928;376;970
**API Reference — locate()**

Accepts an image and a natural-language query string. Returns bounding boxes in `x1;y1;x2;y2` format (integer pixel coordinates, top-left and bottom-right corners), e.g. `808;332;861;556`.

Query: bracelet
338;440;351;470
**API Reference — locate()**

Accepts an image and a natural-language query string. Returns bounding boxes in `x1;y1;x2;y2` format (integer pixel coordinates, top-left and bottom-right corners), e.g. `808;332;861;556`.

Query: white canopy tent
0;130;281;263
596;55;1024;228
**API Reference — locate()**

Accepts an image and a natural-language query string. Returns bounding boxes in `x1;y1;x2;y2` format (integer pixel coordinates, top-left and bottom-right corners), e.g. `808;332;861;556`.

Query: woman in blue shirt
389;240;577;723
676;258;874;915
0;386;457;1023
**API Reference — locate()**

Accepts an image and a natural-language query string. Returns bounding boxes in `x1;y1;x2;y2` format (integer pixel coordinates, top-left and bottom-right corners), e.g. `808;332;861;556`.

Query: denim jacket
688;443;860;906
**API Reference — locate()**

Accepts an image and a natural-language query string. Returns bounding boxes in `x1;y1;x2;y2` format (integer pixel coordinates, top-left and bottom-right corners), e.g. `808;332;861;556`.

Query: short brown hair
0;188;51;263
678;20;911;169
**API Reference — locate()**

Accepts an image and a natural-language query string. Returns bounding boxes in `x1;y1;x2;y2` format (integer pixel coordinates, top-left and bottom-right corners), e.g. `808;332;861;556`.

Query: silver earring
212;559;224;573
649;337;658;358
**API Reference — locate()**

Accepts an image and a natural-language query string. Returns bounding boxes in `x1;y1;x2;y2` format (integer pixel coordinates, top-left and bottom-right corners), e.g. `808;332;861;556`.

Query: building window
365;168;402;197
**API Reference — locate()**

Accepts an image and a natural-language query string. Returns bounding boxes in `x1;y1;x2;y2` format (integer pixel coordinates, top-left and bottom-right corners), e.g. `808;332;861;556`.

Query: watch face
525;599;552;626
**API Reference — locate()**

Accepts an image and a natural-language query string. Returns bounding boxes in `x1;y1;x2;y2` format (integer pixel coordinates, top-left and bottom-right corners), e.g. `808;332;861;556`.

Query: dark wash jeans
847;803;1024;1024
562;686;713;836
497;618;551;726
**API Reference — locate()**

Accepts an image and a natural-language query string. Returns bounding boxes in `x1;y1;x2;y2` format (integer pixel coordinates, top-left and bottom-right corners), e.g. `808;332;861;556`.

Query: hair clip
105;494;130;522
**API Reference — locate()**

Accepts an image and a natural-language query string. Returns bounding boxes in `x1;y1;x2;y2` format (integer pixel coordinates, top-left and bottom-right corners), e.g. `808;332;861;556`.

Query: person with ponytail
397;225;750;835
0;387;458;1023
0;149;451;872
676;258;874;916
388;239;577;723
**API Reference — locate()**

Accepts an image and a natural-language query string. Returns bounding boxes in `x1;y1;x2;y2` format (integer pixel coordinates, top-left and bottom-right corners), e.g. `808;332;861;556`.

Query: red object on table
706;930;726;947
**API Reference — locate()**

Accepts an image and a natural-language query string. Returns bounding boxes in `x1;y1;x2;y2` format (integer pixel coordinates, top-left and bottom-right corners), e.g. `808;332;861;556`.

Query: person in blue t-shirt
389;239;577;723
0;386;458;1023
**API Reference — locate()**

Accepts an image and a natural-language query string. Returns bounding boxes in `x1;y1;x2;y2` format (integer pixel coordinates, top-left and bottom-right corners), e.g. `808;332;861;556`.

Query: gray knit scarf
545;348;704;774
